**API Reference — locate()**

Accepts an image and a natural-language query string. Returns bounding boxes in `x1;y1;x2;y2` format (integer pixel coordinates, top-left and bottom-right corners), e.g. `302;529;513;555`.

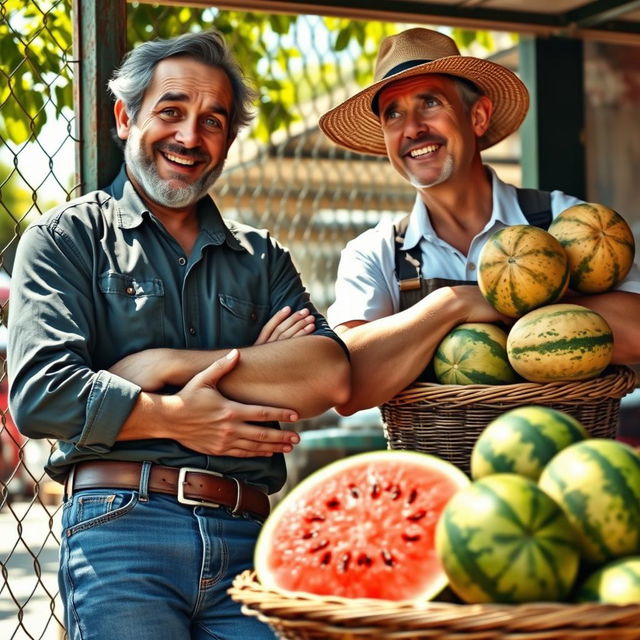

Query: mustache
400;135;446;157
156;143;210;164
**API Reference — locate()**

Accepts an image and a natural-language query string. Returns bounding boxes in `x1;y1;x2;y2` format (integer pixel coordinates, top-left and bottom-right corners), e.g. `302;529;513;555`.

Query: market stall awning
159;0;640;43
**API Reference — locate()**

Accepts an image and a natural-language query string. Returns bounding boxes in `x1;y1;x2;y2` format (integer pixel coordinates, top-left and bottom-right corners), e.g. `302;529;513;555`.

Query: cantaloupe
506;303;613;382
548;202;635;294
478;225;570;318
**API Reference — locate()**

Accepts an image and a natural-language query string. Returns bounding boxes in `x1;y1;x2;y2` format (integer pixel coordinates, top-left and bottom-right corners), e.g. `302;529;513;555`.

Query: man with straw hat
320;27;640;415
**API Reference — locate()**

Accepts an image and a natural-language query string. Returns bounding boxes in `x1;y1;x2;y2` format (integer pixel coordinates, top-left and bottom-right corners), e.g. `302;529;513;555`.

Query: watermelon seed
371;483;381;498
407;489;418;504
348;484;360;498
320;552;332;565
402;533;421;542
385;484;402;500
306;514;325;522
310;540;330;553
326;498;341;509
381;550;395;567
338;552;352;572
407;509;426;521
301;531;317;540
356;553;372;567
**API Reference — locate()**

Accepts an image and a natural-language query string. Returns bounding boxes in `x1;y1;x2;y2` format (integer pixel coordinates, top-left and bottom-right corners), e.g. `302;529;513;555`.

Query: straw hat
319;28;529;155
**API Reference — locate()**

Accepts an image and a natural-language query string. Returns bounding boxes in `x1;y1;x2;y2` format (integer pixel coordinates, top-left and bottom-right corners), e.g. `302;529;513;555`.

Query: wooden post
519;35;586;199
73;0;127;193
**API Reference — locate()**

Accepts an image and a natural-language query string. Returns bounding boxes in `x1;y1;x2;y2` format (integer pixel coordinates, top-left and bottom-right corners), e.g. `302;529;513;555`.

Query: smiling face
377;74;491;190
114;56;235;212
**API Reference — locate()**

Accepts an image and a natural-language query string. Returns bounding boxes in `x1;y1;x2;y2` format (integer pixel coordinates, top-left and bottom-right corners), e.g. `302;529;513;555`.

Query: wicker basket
380;365;638;474
230;570;640;639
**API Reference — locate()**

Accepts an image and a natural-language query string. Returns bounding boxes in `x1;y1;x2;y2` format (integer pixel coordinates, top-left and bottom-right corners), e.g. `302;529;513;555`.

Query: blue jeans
59;464;276;640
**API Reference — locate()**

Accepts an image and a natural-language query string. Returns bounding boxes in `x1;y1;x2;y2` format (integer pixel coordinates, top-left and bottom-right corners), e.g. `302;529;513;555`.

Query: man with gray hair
8;30;349;639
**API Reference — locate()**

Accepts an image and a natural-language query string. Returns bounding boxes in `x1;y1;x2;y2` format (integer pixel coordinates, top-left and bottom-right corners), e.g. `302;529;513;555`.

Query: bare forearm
565;291;640;364
156;336;350;418
217;336;350;417
336;286;511;415
336;289;464;414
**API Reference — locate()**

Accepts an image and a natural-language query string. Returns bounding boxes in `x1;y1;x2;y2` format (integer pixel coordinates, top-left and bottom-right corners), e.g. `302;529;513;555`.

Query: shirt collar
401;165;530;250
105;164;244;252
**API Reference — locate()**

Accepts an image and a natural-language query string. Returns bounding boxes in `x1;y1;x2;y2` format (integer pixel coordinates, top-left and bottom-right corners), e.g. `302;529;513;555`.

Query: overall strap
393;216;472;312
516;188;552;230
394;215;422;292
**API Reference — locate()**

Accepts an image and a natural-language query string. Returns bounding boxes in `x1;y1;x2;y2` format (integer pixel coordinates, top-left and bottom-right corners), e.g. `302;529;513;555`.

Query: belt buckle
177;467;223;509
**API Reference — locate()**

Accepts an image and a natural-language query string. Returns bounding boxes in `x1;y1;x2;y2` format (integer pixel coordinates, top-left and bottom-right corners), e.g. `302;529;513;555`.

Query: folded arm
335;285;510;415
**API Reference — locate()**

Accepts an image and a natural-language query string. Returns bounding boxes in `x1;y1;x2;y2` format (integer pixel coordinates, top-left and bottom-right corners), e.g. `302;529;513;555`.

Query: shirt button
178;257;186;266
468;262;476;271
250;312;257;320
188;327;197;336
126;286;135;295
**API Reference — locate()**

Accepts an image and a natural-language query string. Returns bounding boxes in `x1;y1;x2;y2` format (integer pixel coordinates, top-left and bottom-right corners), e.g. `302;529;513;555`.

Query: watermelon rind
254;450;470;601
471;406;589;481
539;439;640;565
435;473;581;604
575;556;640;604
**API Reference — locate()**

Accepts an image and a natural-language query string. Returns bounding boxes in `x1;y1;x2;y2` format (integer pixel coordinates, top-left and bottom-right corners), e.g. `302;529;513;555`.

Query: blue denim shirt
8;166;345;492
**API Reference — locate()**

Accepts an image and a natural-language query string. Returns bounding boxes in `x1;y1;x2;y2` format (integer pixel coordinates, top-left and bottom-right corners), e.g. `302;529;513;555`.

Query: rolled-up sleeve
8;219;141;449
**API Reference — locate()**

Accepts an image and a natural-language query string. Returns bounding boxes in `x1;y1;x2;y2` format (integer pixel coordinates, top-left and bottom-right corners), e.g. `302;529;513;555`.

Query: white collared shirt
327;167;640;328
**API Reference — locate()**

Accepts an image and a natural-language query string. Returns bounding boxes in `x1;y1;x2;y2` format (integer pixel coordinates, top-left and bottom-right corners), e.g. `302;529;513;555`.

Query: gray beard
124;129;223;208
408;154;454;190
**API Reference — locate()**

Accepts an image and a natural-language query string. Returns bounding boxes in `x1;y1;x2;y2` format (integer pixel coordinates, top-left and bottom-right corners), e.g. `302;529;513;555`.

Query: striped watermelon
433;323;519;385
435;473;580;603
477;224;570;318
506;303;613;382
471;406;589;481
576;557;640;604
539;439;640;565
548;202;635;294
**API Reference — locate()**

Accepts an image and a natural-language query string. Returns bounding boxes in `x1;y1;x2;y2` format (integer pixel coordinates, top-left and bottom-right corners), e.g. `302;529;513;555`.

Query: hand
172;349;301;458
254;306;315;345
109;348;170;391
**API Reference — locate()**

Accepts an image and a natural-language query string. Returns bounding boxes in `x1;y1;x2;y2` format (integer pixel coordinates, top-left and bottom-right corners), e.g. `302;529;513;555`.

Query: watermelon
506;303;613;382
433;323;519;385
435;473;580;603
471;406;589;481
539;439;640;565
477;224;570;318
576;557;640;604
548;202;635;294
254;450;470;600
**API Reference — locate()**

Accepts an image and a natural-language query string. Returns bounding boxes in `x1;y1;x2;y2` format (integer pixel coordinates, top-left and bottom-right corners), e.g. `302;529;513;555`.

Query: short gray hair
108;29;256;138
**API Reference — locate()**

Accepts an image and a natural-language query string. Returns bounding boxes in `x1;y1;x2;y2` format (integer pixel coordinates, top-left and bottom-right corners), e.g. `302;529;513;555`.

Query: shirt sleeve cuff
76;370;141;453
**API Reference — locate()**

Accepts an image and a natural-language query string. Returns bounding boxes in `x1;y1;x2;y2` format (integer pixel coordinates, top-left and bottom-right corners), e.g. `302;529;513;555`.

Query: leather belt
66;461;270;520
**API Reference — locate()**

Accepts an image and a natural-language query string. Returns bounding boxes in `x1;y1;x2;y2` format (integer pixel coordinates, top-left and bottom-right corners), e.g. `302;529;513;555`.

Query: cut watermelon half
254;450;470;601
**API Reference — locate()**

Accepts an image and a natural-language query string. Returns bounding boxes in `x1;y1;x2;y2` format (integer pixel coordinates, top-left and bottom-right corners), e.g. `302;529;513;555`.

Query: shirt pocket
98;272;166;347
218;293;269;347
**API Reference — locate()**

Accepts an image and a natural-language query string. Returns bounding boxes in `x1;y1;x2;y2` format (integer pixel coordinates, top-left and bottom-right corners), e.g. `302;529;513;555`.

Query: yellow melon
506;303;613;382
548;203;635;294
477;225;570;318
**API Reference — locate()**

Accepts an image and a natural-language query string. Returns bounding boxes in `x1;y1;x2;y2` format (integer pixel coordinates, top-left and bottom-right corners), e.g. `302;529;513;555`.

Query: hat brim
319;55;529;155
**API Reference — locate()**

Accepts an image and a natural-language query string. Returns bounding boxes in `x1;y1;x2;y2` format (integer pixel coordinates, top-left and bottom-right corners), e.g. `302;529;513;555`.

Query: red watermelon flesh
254;451;470;600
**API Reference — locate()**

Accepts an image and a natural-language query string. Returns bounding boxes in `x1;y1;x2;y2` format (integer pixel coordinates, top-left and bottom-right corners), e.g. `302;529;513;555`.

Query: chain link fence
0;3;519;638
